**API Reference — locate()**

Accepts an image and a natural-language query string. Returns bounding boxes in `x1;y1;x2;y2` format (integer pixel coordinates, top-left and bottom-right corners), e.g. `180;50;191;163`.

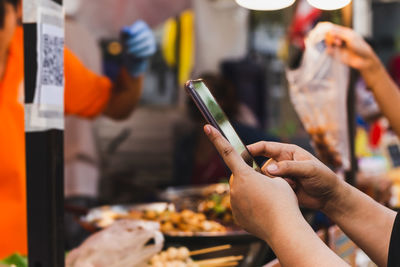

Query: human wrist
263;207;307;245
359;54;386;89
265;211;314;257
321;180;352;220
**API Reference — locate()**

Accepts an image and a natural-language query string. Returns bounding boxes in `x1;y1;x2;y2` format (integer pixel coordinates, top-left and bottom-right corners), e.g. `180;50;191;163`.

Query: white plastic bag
286;22;350;170
66;220;164;267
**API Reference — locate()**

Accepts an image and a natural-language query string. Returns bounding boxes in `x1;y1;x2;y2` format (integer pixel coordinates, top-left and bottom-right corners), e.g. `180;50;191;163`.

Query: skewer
190;244;232;256
196;255;243;266
205;261;239;267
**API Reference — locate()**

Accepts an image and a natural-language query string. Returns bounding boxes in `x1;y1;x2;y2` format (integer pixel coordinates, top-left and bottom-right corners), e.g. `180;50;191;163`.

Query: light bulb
235;0;296;11
307;0;352;10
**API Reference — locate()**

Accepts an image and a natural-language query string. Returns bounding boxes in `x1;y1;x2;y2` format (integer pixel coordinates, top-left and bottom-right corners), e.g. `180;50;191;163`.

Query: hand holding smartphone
185;79;262;173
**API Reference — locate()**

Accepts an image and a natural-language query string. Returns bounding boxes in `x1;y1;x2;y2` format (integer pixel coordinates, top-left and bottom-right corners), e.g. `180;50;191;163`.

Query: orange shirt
0;27;111;258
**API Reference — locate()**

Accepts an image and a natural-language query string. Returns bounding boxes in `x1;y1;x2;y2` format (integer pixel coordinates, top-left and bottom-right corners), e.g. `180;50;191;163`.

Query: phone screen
188;79;261;172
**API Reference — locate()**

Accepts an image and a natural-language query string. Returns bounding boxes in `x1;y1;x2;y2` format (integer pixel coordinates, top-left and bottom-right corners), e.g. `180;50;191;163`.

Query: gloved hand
121;20;157;77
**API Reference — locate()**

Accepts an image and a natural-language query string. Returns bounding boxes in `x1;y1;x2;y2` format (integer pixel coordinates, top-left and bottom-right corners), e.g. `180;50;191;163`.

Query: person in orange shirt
0;0;156;258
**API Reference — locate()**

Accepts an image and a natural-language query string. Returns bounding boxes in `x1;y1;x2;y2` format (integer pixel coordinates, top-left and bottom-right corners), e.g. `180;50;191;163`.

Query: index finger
204;125;249;175
247;141;296;161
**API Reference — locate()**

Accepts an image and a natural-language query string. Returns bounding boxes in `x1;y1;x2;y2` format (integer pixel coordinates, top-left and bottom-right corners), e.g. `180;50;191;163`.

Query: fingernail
267;163;278;173
204;125;211;135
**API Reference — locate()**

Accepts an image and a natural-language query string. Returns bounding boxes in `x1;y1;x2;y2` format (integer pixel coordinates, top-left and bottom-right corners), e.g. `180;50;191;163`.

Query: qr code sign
41;33;64;86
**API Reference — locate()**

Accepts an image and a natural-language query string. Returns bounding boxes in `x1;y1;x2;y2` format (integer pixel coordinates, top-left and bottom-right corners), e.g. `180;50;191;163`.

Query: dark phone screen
190;80;261;172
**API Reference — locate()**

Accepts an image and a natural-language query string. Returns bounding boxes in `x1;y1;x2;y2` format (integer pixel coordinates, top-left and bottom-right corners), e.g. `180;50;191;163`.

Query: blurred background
62;0;400;204
34;0;400;266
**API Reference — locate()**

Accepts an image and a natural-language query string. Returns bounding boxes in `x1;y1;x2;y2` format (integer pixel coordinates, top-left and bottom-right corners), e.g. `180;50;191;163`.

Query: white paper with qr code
26;3;64;132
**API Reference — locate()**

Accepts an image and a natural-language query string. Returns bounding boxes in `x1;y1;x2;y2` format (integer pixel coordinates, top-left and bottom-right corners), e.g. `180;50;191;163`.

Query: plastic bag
66;220;164;267
286;22;350;170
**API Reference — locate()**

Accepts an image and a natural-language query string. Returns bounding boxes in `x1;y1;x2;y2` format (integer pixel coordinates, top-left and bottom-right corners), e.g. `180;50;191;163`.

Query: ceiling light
235;0;296;11
307;0;352;10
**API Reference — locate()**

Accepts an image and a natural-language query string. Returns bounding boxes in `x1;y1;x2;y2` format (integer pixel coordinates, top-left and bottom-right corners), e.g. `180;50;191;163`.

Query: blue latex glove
121;20;156;77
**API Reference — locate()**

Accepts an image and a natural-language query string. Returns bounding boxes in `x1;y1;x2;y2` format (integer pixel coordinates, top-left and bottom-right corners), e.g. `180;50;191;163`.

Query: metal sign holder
23;0;65;266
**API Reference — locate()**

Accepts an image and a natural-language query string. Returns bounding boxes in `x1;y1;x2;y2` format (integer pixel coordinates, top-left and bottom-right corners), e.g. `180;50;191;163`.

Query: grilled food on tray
149;247;198;267
92;208;226;234
197;193;233;225
142;209;226;233
149;245;241;267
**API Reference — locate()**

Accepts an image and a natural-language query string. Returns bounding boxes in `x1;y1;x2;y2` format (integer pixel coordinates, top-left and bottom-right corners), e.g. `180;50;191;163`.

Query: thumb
265;160;315;179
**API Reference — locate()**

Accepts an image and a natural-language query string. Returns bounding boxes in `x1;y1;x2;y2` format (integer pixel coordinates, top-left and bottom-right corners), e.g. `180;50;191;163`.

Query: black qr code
41;34;64;86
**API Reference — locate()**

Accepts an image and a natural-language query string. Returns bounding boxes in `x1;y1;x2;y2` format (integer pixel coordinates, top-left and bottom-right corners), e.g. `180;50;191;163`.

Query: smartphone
185;79;262;173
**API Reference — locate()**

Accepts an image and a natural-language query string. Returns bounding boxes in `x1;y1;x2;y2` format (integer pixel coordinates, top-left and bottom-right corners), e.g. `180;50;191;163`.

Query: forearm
266;211;348;267
103;68;143;120
361;57;400;137
322;181;396;266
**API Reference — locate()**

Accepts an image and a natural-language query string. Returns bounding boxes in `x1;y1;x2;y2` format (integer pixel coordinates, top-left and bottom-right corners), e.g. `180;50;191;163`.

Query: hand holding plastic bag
66;220;164;267
286;22;350;170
